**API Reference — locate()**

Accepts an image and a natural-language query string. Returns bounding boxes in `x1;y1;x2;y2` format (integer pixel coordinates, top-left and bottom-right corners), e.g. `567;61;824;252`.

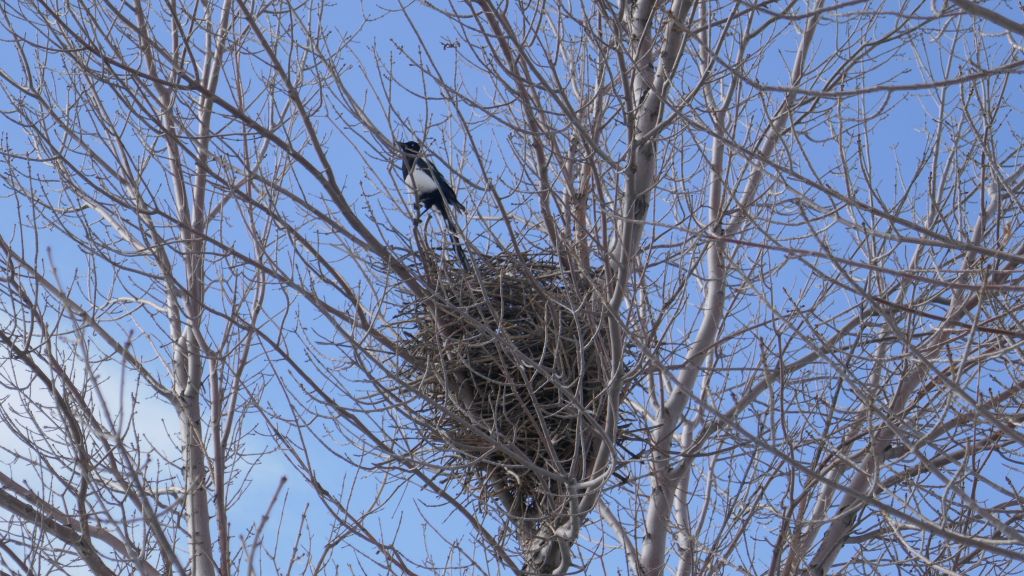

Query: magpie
398;141;466;222
397;140;468;266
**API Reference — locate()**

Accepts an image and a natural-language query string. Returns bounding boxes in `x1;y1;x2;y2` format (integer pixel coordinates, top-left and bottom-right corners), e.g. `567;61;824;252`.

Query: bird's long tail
440;206;469;268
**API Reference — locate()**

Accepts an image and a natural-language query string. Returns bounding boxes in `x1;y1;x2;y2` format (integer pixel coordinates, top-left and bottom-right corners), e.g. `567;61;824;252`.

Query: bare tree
1;0;1024;574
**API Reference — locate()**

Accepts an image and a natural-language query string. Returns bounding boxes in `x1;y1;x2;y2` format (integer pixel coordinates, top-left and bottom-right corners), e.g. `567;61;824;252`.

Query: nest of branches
398;250;616;571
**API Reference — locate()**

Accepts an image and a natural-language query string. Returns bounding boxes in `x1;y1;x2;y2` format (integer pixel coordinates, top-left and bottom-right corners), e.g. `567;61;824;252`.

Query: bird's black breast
400;156;413;180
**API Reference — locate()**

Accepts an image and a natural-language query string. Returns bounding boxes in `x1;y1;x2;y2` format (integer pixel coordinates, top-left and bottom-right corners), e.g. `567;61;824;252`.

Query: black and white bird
397;140;468;265
397;140;466;225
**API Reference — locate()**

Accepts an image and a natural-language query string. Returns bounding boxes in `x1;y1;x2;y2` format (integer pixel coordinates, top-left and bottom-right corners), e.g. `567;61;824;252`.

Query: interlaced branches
395;251;619;573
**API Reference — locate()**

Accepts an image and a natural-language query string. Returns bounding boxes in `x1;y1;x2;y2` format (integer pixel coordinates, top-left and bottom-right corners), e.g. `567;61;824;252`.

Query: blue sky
2;1;1024;574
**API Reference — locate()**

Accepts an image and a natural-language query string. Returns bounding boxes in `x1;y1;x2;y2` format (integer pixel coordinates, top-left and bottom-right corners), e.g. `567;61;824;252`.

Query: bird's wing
418;158;465;212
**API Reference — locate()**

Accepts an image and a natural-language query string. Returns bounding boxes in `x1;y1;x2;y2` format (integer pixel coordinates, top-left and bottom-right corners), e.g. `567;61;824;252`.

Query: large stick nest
397;251;616;566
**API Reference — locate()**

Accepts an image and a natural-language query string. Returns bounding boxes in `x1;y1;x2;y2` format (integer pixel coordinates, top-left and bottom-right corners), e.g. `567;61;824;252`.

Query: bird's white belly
406;168;439;192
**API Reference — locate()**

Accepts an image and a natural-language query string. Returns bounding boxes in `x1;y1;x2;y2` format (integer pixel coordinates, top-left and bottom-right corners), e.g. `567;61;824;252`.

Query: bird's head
397;140;422;156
